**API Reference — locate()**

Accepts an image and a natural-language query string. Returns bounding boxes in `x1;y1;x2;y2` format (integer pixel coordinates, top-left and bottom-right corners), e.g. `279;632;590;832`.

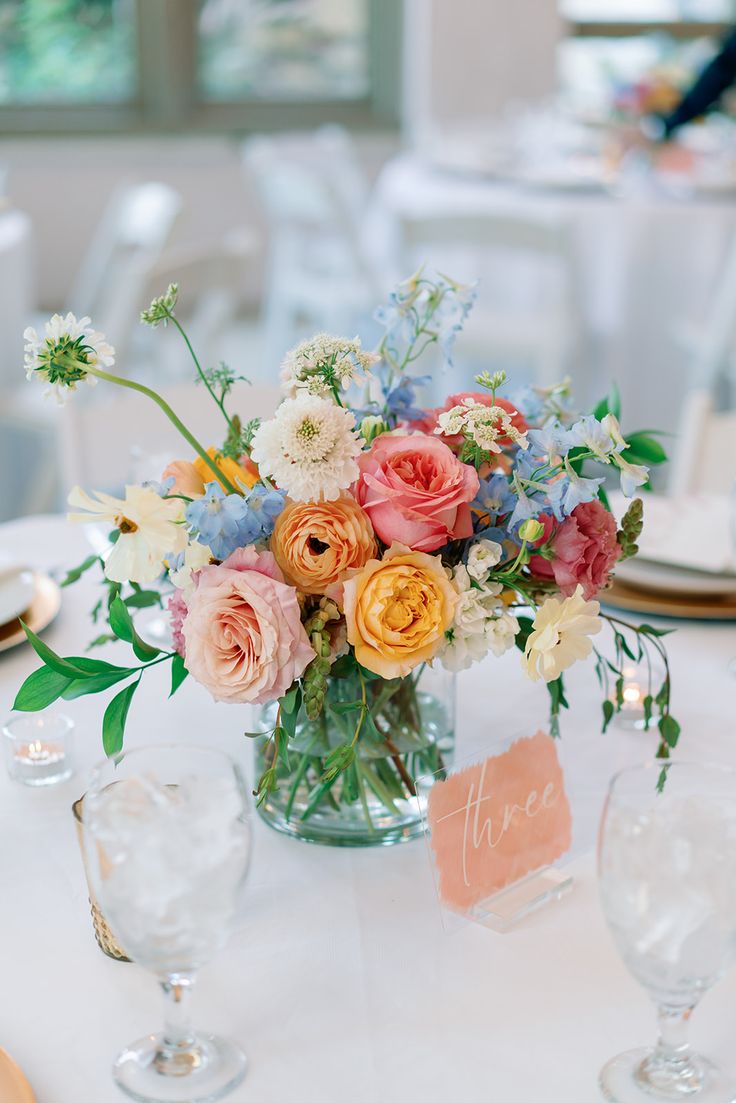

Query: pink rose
529;501;622;600
355;433;480;553
411;393;529;452
182;546;314;705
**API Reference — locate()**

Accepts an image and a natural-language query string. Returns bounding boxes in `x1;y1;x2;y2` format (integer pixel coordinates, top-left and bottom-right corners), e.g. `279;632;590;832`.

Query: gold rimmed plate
0;573;62;654
602;579;736;621
0;1048;36;1102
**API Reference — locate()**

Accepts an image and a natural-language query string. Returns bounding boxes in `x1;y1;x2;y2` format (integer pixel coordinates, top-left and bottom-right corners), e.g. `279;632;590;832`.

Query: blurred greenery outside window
0;0;401;132
559;0;736;118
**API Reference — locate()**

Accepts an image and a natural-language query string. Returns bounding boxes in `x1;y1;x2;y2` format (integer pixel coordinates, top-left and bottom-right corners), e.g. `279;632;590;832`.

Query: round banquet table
1;514;735;1103
371;153;736;439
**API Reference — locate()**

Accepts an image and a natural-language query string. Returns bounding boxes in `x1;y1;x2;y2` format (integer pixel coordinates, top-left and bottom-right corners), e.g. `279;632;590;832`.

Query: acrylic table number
420;731;574;931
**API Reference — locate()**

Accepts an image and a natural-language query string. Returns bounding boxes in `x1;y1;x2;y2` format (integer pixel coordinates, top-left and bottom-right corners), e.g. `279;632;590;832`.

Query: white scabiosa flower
68;485;187;584
522;585;601;683
24;313;114;403
466;538;503;582
279;333;379;399
439;564;518;672
250;395;363;502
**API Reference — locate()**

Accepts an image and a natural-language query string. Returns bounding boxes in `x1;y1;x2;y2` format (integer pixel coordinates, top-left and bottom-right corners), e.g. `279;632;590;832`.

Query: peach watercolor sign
426;731;572;913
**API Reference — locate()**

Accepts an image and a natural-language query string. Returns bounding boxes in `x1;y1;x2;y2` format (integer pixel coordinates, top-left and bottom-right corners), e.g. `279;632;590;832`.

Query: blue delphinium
472;472;517;524
185;481;286;561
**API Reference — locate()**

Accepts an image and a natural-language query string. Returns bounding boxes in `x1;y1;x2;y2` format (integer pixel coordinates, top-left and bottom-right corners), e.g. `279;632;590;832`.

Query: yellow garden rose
271;494;376;595
342;542;457;678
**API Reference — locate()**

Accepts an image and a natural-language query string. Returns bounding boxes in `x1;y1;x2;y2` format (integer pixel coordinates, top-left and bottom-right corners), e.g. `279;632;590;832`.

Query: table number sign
422;731;574;931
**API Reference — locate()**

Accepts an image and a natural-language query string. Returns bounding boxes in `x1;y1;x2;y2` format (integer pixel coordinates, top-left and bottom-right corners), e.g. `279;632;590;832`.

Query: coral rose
271;494;376;595
182;546;314;705
529;500;622;600
355;433;479;553
342;542;458;678
412;392;528;451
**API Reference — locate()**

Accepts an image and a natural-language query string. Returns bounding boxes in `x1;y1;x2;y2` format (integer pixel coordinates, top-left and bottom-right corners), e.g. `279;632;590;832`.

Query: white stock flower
68;485;187;584
169;540;213;593
522;585;601;683
250;394;363;502
439;564;518;672
279;333;379;398
466;538;503;582
24;313;114;403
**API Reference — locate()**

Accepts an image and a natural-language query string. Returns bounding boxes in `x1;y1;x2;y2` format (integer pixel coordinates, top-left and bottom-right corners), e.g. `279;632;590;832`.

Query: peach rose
342;543;458;678
182;546;314;704
163;447;259;498
355;433;479;553
271;494;377;595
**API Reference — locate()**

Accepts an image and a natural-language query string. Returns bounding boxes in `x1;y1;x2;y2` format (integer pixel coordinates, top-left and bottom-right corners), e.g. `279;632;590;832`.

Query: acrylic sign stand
417;731;574;932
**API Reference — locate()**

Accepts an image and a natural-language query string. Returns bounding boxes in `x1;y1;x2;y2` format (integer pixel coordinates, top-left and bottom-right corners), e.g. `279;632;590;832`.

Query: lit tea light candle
610;661;663;732
2;713;75;786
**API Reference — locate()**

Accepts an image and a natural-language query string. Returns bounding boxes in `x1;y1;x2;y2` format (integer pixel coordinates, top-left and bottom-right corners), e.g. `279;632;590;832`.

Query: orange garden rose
342;543;457;678
271;494;377;595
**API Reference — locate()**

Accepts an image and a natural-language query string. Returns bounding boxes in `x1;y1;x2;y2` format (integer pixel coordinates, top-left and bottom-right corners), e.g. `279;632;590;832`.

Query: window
559;0;735;119
0;0;401;133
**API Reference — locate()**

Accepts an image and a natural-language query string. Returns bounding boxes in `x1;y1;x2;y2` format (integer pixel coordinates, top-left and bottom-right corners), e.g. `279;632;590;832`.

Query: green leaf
20;623;92;678
13;667;71;711
659;713;681;749
169;653;189;697
109;594;161;661
61;669;135;701
330;700;362;715
60;554;100;588
643;694;654;730
615;677;624;709
638;624;675;638
624;434;668;465
102;679;139;756
86;633;115;651
275;726;291;770
602;699;615;733
124;590;163;610
280;685;301;715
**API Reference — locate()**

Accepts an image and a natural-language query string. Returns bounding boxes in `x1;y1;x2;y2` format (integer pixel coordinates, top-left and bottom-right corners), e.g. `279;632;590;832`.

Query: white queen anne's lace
251;394;363;502
279;334;379;398
436;398;528;454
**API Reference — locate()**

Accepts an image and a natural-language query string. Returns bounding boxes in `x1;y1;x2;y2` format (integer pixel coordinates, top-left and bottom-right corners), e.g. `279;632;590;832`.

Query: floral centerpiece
15;273;680;846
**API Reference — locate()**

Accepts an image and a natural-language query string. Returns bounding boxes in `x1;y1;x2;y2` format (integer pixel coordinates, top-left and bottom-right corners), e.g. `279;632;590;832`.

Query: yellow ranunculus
342;543;457;679
193;447;259;493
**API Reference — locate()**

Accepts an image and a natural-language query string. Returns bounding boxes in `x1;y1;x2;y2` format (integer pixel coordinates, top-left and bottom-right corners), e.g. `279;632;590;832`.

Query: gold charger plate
0;1048;36;1102
0;573;61;654
602;579;736;621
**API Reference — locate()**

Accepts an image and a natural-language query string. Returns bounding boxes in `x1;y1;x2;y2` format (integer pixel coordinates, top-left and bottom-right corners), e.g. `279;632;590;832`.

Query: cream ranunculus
342;542;457;678
522;584;601;683
271;494;376;595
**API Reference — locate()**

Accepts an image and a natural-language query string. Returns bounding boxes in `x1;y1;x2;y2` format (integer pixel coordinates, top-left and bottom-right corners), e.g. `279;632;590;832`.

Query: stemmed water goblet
598;761;736;1102
82;744;253;1103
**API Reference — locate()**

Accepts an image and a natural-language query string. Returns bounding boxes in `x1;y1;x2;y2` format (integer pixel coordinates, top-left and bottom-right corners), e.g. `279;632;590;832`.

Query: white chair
65;180;182;365
669;231;736;496
242;126;389;366
398;210;580;391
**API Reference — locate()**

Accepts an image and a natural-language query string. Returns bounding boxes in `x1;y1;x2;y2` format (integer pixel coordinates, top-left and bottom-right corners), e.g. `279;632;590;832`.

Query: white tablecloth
1;515;735;1103
373;154;736;437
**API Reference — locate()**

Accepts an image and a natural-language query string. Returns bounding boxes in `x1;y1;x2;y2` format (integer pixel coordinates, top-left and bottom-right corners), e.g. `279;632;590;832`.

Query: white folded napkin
609;492;735;576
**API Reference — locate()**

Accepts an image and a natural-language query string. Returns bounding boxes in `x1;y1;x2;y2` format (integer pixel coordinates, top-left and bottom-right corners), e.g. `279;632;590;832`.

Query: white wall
403;0;563;143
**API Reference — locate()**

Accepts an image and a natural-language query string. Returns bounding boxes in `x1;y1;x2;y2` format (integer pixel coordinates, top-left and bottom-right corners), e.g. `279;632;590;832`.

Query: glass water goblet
598;761;736;1102
83;745;253;1103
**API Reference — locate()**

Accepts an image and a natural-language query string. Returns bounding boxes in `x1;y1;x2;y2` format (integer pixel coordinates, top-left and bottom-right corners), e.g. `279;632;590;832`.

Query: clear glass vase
255;664;455;847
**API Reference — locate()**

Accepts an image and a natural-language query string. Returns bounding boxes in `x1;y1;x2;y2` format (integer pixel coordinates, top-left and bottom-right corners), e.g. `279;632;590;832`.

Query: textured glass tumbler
598;761;736;1102
83;745;253;1103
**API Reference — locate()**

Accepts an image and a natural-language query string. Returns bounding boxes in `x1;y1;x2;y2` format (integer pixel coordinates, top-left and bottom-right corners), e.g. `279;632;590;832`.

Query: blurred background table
1;514;735;1103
